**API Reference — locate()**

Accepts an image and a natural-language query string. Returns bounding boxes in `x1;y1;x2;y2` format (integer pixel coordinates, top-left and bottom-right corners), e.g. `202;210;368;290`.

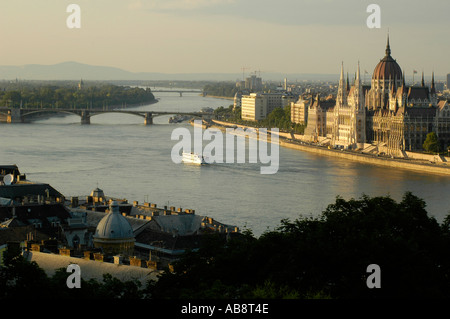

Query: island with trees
0;80;156;110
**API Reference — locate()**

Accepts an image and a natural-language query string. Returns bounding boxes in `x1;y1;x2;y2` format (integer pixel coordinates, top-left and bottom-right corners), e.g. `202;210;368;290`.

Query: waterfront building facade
303;94;335;139
241;93;266;121
290;96;310;125
302;36;450;153
241;92;297;121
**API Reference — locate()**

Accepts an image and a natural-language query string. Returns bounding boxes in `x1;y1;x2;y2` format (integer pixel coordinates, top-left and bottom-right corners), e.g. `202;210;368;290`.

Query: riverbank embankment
203;95;234;101
209;119;450;176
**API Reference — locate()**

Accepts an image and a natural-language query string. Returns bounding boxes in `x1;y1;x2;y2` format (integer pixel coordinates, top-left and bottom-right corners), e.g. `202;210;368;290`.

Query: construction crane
241;66;250;81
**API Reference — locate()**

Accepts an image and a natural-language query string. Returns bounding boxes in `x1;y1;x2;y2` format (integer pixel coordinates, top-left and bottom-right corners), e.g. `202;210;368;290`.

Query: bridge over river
150;89;205;97
0;107;213;125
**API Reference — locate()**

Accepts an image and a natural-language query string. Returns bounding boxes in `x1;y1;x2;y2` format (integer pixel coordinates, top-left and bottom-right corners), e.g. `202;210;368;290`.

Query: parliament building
299;36;450;154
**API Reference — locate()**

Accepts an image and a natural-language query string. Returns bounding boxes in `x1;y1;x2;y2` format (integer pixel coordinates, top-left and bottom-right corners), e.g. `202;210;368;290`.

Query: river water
1;90;449;236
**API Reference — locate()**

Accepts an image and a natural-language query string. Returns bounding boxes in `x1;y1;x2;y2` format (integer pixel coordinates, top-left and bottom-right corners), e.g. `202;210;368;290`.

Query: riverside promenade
210;119;450;176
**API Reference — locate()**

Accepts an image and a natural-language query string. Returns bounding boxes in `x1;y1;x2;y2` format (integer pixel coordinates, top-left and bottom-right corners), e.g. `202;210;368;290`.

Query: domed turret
366;34;403;110
372;35;402;84
90;187;105;203
93;201;135;255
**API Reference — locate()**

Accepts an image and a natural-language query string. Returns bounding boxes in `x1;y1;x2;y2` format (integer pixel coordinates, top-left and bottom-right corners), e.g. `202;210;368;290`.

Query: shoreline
203;95;234;101
208;119;450;176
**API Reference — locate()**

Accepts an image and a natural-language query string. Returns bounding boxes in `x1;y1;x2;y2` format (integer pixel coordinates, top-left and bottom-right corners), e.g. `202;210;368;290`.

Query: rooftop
24;251;160;285
0;183;64;200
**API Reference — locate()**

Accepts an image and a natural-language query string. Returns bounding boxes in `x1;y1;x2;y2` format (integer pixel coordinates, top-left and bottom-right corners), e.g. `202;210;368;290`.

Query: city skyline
0;0;449;77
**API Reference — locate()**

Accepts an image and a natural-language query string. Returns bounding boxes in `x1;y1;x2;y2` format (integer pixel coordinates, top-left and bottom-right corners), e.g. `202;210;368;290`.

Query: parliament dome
372;35;402;82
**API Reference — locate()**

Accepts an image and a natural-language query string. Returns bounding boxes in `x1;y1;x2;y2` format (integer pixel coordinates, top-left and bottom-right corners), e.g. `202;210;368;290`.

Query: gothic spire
421;71;425;87
339;61;344;83
346;72;350;92
354;61;363;111
337;62;346;107
402;69;405;87
431;71;436;93
385;33;391;56
356;61;361;85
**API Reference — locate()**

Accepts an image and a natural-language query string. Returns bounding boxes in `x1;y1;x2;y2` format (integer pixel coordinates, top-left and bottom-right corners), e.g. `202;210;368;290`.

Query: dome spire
385;32;391;56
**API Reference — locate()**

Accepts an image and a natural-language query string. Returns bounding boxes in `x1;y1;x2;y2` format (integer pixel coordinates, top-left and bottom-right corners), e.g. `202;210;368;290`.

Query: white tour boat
182;152;208;165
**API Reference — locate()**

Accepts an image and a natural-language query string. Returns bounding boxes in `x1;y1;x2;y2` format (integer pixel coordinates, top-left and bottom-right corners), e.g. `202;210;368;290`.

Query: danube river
1;90;449;236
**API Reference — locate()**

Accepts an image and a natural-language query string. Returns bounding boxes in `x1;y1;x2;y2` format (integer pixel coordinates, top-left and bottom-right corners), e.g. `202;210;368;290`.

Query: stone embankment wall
279;140;450;176
211;120;450;176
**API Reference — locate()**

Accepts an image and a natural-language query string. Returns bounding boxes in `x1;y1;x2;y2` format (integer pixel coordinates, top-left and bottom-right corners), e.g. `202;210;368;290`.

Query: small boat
169;114;190;123
182;152;208;165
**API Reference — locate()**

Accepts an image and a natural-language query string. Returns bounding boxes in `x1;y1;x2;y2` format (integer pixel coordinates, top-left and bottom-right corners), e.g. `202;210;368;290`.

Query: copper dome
372;36;402;81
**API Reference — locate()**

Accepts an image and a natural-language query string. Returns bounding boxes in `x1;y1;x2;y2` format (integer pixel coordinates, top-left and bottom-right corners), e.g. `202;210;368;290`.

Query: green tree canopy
2;193;449;299
149;192;450;299
0;82;155;109
423;131;441;153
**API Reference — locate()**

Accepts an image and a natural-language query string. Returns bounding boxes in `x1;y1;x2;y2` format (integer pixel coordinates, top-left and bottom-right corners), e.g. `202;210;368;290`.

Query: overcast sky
0;0;448;77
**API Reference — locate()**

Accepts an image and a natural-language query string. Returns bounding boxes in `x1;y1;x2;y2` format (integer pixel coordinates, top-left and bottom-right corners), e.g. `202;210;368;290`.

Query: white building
291;96;311;125
241;93;298;121
241;93;266;121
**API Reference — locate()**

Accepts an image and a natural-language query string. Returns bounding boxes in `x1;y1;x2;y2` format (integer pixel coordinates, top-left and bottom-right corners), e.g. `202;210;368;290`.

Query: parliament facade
299;36;450;154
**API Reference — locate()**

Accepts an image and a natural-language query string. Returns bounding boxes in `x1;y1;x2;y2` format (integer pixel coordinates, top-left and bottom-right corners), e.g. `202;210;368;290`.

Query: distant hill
0;61;339;82
0;62;140;81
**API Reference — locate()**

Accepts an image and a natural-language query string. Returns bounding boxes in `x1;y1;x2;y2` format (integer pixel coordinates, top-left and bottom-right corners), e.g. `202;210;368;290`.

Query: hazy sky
0;0;449;77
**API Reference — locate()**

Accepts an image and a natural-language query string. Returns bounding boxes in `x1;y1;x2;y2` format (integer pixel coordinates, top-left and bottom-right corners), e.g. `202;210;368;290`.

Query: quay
210;119;450;176
0;107;213;125
279;140;450;176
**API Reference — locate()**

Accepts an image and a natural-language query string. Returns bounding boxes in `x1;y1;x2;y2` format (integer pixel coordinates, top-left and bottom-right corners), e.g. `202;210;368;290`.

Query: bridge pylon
144;112;153;125
7;109;22;123
80;111;90;124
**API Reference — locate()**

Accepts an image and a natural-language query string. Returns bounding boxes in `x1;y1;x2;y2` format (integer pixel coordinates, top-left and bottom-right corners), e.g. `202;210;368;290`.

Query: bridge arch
151;112;207;118
21;109;82;119
88;111;146;119
1;107;213;125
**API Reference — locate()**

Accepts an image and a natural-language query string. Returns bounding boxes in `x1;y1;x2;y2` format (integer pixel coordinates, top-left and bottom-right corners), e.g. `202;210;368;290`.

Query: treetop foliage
0;81;155;109
1;192;450;299
149;192;450;299
423;131;441;154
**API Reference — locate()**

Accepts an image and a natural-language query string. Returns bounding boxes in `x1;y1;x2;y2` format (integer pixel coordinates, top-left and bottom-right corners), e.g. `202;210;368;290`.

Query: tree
0;247;52;299
1;91;21;107
0;82;155;110
0;245;146;299
148;193;450;299
203;83;238;98
423;132;440;153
